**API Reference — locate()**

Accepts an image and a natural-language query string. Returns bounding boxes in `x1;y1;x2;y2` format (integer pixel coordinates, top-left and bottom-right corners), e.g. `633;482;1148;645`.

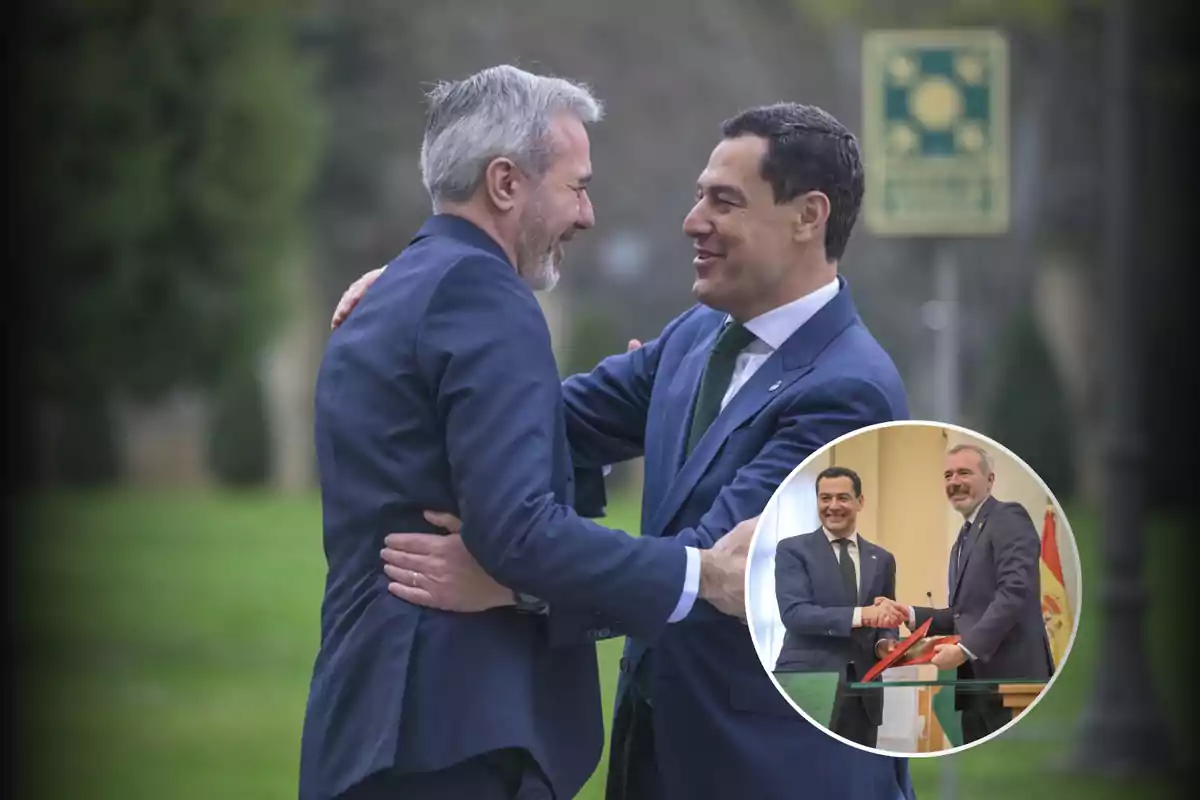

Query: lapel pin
768;381;782;392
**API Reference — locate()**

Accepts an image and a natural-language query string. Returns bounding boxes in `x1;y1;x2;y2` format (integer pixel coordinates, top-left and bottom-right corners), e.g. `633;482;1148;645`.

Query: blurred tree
795;0;1089;28
17;1;323;484
1138;0;1196;515
983;307;1076;501
304;0;434;303
562;311;632;380
208;359;271;487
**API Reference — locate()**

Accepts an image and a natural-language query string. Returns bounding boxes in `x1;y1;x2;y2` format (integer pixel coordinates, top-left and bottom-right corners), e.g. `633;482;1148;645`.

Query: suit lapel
640;319;717;538
857;536;879;604
643;321;715;510
646;352;813;538
645;278;860;539
807;530;845;601
951;496;996;603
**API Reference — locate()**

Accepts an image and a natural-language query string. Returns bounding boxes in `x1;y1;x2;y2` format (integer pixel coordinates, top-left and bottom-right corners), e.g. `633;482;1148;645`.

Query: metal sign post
862;31;1011;795
862;28;1010;426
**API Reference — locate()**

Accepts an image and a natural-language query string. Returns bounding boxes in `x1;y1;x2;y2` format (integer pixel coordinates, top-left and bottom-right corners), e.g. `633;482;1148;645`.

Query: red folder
860;617;964;683
893;634;963;668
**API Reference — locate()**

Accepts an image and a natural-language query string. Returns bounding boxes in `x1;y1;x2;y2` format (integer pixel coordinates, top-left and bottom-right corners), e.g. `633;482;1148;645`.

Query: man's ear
483;157;523;211
791;190;831;245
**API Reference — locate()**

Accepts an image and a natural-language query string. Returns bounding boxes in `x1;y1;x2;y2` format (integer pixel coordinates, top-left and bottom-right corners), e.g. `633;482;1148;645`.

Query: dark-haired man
334;103;914;799
774;466;903;748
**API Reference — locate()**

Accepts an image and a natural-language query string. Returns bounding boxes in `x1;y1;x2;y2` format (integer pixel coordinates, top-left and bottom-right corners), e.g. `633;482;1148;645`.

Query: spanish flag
1040;505;1073;667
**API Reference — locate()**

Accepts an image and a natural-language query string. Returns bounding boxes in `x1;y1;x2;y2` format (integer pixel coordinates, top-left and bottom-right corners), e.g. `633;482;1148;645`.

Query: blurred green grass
14;490;1187;799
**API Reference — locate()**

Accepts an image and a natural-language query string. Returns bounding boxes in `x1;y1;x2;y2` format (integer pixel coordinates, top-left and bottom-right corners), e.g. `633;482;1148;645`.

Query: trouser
606;672;662;800
831;691;879;748
337;748;552;800
960;692;1013;744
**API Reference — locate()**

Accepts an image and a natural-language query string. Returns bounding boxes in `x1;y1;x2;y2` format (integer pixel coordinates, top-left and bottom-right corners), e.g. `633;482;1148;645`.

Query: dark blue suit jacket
774;530;899;725
914;495;1054;704
562;279;917;799
299;215;690;800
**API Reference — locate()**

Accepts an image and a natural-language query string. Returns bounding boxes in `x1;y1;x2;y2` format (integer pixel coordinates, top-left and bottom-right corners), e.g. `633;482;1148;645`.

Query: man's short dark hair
815;465;862;498
721;103;864;261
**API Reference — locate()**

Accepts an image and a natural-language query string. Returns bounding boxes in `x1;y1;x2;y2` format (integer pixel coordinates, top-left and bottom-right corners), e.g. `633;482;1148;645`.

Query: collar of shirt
964;496;990;525
729;276;841;352
823;528;859;548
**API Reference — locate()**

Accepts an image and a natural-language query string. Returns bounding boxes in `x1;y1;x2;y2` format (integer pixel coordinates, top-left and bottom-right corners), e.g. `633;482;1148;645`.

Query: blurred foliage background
9;0;1192;798
18;0;1115;498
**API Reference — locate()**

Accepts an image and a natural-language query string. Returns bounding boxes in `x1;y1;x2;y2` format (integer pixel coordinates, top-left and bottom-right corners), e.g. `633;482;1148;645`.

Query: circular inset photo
745;420;1081;756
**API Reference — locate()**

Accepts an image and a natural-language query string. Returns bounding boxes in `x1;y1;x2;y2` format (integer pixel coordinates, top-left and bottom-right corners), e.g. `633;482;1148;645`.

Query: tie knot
713;321;756;355
834;537;852;550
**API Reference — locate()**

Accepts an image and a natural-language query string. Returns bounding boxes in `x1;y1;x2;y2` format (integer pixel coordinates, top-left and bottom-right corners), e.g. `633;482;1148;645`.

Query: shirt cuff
602;464;613;476
958;643;977;661
908;608;917;629
852;607;862;628
668;547;701;622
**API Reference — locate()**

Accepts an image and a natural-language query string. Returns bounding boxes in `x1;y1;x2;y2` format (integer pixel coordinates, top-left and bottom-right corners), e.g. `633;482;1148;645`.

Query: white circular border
743;418;1085;758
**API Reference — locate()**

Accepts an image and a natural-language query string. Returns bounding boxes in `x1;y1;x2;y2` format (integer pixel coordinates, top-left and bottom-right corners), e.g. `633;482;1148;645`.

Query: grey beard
520;253;559;292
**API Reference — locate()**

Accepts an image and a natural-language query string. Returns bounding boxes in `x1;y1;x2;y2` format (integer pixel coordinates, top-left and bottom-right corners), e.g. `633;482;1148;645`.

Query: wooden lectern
998;682;1047;714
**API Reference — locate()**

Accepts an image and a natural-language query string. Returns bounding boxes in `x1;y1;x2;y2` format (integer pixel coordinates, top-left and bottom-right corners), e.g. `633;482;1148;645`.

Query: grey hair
947;443;993;475
419;65;604;205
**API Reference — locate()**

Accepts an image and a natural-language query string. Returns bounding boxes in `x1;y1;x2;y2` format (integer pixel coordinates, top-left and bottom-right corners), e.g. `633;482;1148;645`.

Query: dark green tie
686;321;757;457
835;538;858;604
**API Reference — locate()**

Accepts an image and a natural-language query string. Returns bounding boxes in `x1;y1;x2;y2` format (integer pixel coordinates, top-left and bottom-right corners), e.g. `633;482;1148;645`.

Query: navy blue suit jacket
774;530;899;724
561;279;917;799
914;495;1054;703
299;215;690;800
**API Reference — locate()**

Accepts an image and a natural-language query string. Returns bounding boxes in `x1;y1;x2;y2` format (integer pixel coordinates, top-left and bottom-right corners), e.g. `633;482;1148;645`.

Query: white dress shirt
719;277;841;411
669;278;841;623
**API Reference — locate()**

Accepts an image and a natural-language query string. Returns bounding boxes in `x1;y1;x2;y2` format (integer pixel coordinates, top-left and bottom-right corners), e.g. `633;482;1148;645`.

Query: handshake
861;597;911;629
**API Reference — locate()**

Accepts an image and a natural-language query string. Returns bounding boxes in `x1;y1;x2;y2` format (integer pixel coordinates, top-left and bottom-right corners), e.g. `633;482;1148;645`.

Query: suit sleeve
560;307;700;468
417;257;688;642
958;504;1043;661
538;312;696;645
875;553;900;645
548;372;899;643
673;376;902;550
913;606;957;636
776;540;855;636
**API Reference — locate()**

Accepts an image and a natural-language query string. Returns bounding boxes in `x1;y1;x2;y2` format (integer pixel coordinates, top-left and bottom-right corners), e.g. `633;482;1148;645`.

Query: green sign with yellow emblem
862;29;1010;236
